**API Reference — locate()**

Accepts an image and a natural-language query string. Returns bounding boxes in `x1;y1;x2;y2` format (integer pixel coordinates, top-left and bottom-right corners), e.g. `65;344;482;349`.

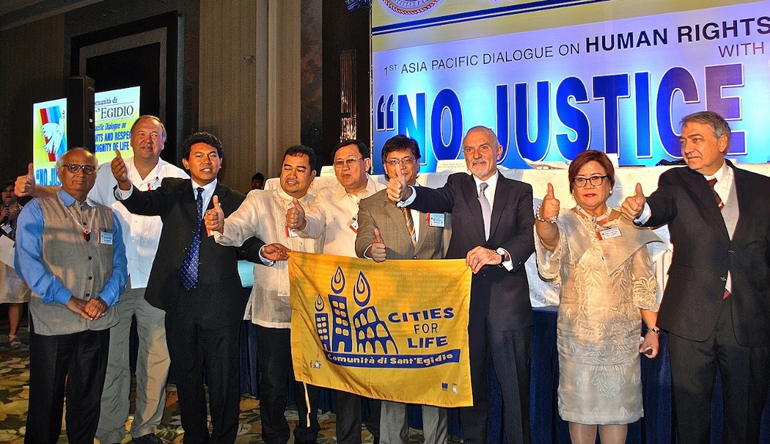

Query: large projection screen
371;0;770;174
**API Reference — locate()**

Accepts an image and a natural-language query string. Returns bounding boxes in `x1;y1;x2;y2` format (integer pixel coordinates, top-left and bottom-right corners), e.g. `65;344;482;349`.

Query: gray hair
680;111;731;146
464;126;501;148
56;148;98;170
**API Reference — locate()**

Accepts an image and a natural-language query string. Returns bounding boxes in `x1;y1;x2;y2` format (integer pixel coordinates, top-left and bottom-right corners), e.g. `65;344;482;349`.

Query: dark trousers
25;328;110;444
256;325;321;444
336;391;381;444
165;303;242;444
460;323;532;444
668;301;770;444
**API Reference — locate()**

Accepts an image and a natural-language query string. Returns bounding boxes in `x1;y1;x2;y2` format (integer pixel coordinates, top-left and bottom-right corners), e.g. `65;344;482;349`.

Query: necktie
479;182;491;240
707;178;724;210
181;187;204;290
402;208;417;248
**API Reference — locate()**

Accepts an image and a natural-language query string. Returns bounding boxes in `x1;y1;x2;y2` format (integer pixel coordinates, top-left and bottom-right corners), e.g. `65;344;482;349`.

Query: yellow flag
289;252;473;407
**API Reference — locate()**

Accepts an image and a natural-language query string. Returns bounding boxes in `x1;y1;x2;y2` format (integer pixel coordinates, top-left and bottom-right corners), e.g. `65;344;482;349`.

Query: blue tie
181;187;204;290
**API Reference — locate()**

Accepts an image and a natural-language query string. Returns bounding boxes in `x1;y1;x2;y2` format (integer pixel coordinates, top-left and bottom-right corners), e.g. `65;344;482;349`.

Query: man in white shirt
206;146;323;444
285;139;383;444
15;115;187;444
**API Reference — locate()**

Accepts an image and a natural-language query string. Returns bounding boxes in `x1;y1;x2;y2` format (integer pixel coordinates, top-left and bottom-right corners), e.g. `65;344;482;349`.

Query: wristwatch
496;247;508;267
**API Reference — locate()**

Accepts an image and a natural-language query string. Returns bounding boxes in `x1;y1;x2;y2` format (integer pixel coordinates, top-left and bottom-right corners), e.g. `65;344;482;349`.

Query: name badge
349;217;359;233
597;227;621;241
1;224;11;234
428;213;445;227
99;230;114;245
285;226;299;238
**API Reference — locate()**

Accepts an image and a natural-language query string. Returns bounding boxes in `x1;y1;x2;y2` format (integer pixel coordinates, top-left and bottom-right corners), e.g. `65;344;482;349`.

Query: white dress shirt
214;188;322;328
91;157;188;288
298;176;383;257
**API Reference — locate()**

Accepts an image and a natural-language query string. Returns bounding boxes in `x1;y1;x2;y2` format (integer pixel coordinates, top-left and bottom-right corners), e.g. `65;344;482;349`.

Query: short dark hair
380;135;421;180
183;132;224;159
284;145;316;170
1;181;15;192
332;139;370;160
251;172;264;182
567;150;615;193
680;111;731;147
130;115;167;142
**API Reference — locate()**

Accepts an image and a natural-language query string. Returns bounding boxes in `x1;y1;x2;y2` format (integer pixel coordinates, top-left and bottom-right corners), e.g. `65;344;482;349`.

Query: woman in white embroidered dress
535;151;660;444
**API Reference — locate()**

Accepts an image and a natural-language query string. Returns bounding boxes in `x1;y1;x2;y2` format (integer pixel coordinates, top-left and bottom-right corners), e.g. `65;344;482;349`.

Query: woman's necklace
575;204;612;232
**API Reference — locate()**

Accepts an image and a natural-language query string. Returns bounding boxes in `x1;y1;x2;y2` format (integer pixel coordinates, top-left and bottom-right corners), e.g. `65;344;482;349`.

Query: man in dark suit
622;111;770;444
388;126;535;444
355;135;450;444
112;132;288;443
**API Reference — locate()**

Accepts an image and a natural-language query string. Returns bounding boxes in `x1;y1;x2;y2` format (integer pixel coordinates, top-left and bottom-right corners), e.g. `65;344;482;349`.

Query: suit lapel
179;180;198;222
731;163;751;242
461;175;487;242
683;168;729;238
380;195;414;253
489;175;510;241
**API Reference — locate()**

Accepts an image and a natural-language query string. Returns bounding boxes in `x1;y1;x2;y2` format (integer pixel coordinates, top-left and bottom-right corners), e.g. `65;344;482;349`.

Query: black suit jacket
120;178;264;326
408;171;535;329
644;161;770;346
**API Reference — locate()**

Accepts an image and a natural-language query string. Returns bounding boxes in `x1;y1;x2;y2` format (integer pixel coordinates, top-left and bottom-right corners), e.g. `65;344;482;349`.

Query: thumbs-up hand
370;227;387;263
538;183;560;223
286;197;306;230
204;195;225;235
621;183;646;220
386;164;412;203
111;149;131;190
15;163;36;197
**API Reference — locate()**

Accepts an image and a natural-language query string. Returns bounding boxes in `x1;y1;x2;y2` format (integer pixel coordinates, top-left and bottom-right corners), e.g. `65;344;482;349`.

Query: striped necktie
401;208;417;248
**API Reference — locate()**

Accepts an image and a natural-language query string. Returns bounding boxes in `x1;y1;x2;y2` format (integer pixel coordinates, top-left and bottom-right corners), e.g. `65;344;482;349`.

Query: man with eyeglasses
387;126;535;444
16;115;188;444
15;148;128;443
354;135;450;444
285;139;383;444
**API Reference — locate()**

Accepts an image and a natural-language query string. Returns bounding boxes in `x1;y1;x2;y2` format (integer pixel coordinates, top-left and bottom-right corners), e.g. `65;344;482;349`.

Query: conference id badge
349;217;359;233
428;213;445;227
99;230;114;245
1;224;11;234
285;226;299;238
597;227;621;241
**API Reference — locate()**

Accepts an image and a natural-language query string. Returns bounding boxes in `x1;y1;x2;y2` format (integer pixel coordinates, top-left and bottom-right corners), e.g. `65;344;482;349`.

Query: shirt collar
58;188;92;208
704;161;729;183
191;178;218;195
472;170;500;190
334;175;377;202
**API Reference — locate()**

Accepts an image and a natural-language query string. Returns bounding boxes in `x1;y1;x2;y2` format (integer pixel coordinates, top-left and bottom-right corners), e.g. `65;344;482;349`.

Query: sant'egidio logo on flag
311;265;459;370
381;0;442;16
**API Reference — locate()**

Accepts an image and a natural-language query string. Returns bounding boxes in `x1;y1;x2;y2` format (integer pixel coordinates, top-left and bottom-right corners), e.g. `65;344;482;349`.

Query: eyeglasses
573;175;609;188
63;164;96;175
384;157;415;167
333;157;363;168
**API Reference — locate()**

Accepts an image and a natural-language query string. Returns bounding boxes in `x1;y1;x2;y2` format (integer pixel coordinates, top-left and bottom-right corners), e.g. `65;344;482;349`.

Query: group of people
11;110;770;444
